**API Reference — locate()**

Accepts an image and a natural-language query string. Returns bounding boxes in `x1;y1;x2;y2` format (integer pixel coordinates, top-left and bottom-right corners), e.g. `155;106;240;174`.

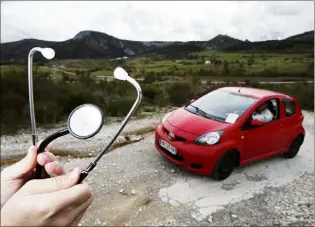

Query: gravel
1;110;314;226
206;172;315;226
0;112;167;160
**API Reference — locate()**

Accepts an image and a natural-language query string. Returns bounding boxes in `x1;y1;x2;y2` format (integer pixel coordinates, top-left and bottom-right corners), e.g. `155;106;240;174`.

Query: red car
154;87;305;180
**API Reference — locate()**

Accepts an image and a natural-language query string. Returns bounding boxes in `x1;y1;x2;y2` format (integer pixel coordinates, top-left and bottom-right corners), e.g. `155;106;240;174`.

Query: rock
112;163;117;167
169;199;180;207
155;170;158;173
231;214;238;219
208;216;213;223
119;189;124;193
171;169;175;173
139;207;143;212
131;189;136;195
237;180;241;184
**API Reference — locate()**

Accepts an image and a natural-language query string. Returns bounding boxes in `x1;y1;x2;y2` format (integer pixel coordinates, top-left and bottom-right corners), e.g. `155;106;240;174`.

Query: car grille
162;126;186;142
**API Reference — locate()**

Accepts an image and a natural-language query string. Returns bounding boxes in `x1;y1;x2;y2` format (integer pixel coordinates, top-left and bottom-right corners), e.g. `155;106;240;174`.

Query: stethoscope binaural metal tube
77;75;142;183
28;47;55;145
28;47;42;145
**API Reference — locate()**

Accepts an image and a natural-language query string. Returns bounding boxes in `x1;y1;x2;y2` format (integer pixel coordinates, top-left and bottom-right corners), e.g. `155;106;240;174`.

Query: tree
223;60;230;75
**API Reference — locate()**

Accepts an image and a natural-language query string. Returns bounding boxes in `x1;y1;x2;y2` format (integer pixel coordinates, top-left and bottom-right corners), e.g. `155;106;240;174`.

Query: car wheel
282;137;302;159
211;150;238;181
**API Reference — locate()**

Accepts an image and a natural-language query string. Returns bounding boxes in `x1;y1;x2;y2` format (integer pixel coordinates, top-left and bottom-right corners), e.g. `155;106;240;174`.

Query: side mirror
251;118;264;126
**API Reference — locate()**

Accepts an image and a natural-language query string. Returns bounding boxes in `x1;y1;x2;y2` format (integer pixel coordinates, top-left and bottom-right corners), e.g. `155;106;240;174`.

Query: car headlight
162;112;172;124
194;131;224;145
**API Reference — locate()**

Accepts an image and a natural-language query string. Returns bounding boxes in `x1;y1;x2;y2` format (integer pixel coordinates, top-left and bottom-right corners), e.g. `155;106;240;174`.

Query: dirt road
1;111;314;226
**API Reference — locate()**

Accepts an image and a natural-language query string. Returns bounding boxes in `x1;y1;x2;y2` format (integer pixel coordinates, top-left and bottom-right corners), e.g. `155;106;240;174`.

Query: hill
222;30;314;53
1;30;313;62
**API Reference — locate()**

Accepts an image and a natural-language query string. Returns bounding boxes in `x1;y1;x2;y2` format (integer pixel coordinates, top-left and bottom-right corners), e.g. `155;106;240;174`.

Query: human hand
1;144;66;208
1;168;94;226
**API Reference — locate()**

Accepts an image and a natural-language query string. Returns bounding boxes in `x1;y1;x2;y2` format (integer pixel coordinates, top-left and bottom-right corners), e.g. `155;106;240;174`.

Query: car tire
211;150;238;181
282;137;302;159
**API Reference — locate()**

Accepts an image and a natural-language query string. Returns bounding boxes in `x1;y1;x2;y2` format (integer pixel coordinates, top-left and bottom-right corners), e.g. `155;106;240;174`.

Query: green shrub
142;86;160;103
166;82;193;106
107;97;135;117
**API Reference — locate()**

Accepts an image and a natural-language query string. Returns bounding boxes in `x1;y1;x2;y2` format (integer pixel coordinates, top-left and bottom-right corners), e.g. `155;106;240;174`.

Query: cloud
1;1;314;43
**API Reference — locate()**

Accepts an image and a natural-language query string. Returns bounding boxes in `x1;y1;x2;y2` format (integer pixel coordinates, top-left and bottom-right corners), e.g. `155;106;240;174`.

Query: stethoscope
28;47;142;184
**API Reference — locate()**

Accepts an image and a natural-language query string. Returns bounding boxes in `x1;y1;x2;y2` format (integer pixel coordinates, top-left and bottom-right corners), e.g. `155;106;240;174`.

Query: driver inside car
252;101;274;123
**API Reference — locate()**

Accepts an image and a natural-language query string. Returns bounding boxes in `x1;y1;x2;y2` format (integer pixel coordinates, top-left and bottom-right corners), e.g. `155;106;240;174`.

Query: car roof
219;86;292;99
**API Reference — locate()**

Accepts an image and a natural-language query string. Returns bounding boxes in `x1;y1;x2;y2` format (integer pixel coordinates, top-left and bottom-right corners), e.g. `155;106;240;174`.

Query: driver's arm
263;109;274;122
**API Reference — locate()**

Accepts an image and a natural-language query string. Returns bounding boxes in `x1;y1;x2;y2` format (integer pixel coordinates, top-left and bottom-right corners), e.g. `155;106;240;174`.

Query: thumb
1;146;38;180
21;167;81;195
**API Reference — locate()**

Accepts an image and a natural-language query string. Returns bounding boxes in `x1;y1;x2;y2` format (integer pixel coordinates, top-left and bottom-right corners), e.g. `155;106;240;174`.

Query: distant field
195;50;310;60
1;65;51;76
1;50;313;82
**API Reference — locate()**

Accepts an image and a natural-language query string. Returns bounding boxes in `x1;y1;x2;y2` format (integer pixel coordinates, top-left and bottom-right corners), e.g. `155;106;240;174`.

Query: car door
241;98;283;160
277;97;300;149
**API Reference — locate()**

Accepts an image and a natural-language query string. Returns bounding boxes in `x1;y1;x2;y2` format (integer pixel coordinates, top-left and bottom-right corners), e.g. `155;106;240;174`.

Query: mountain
1;30;313;62
222;30;314;52
206;34;243;50
285;30;314;42
1;30;174;61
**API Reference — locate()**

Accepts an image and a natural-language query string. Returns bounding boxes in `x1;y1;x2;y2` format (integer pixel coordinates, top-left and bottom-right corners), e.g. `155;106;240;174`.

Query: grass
124;125;156;136
91;70;114;77
0;149;94;167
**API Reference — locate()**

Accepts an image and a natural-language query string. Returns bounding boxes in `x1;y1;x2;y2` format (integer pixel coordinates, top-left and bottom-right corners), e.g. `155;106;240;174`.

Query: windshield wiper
189;105;210;118
189;105;226;123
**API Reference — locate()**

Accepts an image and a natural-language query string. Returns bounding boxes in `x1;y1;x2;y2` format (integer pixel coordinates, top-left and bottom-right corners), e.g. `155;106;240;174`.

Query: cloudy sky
1;1;314;43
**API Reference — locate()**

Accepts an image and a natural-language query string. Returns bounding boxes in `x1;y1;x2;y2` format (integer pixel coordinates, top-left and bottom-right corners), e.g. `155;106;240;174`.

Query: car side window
251;98;280;123
283;98;296;117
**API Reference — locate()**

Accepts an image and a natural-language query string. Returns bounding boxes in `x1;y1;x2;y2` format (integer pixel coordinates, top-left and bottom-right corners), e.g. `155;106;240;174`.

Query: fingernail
26;146;35;158
70;167;79;181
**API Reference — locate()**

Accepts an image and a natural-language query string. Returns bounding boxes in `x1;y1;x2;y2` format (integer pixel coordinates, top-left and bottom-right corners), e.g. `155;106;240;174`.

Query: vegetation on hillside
1;30;313;134
1;60;313;135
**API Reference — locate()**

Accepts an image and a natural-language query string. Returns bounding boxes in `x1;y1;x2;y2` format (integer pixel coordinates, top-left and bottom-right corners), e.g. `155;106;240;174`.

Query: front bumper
154;122;224;175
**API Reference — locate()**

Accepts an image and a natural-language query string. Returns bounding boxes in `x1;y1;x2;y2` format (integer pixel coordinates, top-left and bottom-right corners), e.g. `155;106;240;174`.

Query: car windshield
185;89;258;123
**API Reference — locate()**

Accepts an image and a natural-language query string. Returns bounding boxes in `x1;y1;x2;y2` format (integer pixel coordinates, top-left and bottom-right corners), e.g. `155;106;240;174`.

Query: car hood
166;108;230;136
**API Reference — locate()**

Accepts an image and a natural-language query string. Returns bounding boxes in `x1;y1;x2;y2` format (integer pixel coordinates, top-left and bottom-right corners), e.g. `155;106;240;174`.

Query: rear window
283;98;296;117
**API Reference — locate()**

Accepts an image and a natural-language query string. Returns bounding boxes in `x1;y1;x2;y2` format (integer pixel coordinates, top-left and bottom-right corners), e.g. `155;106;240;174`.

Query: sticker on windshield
225;113;239;123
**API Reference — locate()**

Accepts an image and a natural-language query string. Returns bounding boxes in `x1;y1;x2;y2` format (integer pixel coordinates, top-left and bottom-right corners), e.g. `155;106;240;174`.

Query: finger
1;146;38;180
45;161;65;176
69;197;93;226
21;167;81;195
37;152;57;166
69;209;87;227
52;183;94;209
